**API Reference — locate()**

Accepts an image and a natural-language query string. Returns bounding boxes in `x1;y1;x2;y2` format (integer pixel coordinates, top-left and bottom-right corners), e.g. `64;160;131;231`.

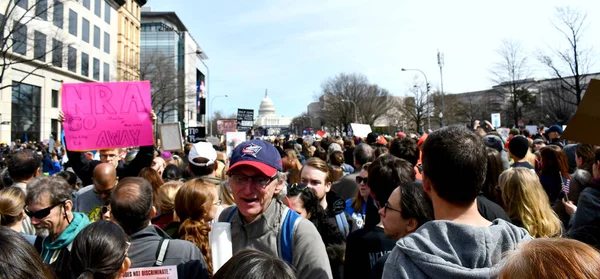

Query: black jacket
567;178;600;250
326;190;358;238
66;145;154;186
344;226;396;279
129;225;209;279
477;193;511;223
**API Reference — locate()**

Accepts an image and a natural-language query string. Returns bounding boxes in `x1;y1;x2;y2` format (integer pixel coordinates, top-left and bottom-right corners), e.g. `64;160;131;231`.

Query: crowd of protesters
1;113;600;279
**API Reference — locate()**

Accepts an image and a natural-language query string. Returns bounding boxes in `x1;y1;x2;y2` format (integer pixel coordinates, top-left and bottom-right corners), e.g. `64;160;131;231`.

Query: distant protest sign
62;81;153;151
121;266;177;279
350;123;372;138
159;123;183;152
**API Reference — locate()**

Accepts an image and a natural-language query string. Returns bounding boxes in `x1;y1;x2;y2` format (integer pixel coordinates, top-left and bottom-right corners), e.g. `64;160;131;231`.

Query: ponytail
179;218;213;276
76;269;94;279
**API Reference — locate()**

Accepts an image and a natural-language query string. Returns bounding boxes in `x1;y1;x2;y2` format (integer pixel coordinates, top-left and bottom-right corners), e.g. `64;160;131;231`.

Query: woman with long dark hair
71;220;131;279
539;146;570;204
482;148;505;208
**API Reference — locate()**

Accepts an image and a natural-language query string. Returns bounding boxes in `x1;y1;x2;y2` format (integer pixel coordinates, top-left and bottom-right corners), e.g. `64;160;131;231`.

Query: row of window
11;81;62;142
81;0;111;24
68;9;110;53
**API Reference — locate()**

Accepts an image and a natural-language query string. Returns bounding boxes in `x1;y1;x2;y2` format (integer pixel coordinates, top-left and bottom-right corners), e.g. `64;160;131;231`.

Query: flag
197;81;206;110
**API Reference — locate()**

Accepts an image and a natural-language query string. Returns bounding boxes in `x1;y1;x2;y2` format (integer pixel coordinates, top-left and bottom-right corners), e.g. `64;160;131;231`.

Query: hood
44;212;91;250
395;219;532;278
326;190;346;215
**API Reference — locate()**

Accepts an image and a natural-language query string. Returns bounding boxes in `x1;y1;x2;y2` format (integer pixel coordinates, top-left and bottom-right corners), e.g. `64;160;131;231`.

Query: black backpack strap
34;236;44;254
154;238;170;266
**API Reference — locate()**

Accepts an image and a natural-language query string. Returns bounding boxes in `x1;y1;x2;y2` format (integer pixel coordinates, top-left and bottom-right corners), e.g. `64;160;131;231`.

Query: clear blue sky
147;0;600;119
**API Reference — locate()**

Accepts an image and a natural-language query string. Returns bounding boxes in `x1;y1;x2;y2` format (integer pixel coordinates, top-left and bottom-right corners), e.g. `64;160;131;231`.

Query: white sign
497;128;509;142
525;125;538;135
226;132;247;158
491;113;501;128
121;266;177;279
350;123;372;138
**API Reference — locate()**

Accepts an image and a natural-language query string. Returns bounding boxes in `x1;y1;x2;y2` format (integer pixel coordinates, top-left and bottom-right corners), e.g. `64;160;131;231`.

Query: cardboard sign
226;132;246;158
491;113;501;128
187;127;205;143
237;109;254;132
350;123;372;138
121;266;177;279
217;119;237;134
62;81;153;151
562;79;600;145
158;123;183;151
497;128;509;142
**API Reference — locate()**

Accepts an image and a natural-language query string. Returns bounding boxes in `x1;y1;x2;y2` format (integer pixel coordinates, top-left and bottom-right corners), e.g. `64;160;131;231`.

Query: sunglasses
24;200;66;219
356;176;368;185
93;188;114;196
288;183;309;191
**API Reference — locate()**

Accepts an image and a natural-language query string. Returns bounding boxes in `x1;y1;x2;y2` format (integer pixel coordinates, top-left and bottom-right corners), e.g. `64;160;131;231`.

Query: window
93;25;100;48
93;58;100;80
103;32;109;53
68;9;77;36
67;46;76;72
51;119;58;140
12;21;27;55
104;1;110;23
82;18;89;42
103;62;109;81
53;1;63;28
11;81;41;142
36;0;47;20
83;0;90;9
51;89;59;108
94;0;101;17
52;39;62;67
14;0;27;9
81;52;89;76
33;31;46;61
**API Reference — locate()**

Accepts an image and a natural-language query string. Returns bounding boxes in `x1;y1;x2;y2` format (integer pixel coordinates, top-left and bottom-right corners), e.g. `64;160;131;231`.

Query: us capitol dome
255;90;292;133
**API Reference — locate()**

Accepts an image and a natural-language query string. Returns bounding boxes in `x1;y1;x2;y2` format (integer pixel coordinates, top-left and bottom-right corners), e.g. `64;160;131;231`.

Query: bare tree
0;0;69;90
318;73;392;134
291;112;312;135
491;39;537;127
539;6;594;108
539;81;576;125
398;80;429;133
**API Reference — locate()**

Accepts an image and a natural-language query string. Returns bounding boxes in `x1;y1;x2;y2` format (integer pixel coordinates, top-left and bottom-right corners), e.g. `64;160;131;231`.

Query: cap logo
241;143;262;158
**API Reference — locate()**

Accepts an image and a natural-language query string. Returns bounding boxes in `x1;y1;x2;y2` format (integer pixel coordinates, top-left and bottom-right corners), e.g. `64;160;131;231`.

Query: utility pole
437;50;445;127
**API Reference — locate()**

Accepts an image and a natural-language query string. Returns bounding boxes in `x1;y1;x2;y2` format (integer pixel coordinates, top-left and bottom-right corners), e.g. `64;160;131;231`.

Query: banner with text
187;127;205;143
237;109;254;132
62;81;153;151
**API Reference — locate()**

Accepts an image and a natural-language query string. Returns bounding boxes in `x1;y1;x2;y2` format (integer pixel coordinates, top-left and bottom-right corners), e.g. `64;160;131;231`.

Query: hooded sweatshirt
38;212;91;278
382;219;532;279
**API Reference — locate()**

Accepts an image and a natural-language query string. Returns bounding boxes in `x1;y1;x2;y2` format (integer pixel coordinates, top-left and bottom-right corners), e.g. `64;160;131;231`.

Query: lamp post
341;99;358;123
209;95;228;136
401;68;430;132
197;51;210;129
437;50;445;127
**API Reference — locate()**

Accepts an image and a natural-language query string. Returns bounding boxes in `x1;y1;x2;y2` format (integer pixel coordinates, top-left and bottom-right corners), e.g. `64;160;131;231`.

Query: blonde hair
157;181;183;215
0;187;26;226
500;238;600;279
219;181;236;206
499;168;562;238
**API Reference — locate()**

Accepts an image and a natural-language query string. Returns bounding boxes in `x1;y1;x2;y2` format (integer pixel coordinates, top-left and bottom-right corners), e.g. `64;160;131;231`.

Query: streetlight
437;50;445;127
209;95;228;136
341;99;358;123
401;68;431;132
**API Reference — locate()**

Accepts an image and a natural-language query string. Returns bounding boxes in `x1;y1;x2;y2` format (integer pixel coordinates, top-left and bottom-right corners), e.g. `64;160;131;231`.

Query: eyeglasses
355;176;368;185
383;201;402;214
213;199;222;206
93;188;114;196
24;200;66;219
288;183;309;191
230;174;276;188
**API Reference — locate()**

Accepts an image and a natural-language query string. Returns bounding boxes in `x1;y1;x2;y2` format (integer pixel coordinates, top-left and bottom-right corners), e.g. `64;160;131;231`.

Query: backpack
335;212;350;238
226;206;301;264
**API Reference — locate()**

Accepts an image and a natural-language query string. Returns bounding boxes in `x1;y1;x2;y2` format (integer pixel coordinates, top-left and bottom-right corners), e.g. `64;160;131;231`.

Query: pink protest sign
61;81;154;151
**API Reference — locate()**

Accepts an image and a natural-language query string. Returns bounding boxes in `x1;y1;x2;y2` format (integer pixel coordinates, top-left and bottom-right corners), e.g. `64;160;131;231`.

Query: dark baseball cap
228;139;283;177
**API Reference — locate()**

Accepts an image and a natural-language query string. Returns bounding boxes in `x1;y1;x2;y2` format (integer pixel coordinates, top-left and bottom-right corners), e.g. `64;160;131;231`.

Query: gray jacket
382;219;532;279
129;225;209;279
219;199;332;279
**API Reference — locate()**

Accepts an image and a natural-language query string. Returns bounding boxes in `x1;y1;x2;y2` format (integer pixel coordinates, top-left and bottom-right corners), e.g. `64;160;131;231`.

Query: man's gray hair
26;176;72;205
354;143;374;167
275;171;288;201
